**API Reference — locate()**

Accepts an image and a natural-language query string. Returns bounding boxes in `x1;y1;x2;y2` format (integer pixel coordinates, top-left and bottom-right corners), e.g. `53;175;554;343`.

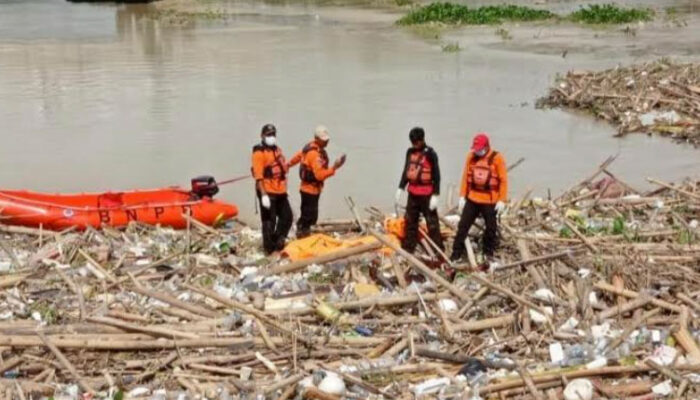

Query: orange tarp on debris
384;217;452;241
384;217;406;240
282;233;398;261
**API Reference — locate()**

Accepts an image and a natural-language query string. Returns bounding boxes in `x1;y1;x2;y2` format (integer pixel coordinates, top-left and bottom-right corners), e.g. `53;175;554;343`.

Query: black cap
409;127;425;143
261;124;277;136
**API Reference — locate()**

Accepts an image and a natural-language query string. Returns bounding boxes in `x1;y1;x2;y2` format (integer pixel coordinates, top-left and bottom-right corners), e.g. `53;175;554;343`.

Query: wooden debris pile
537;59;700;146
0;161;698;399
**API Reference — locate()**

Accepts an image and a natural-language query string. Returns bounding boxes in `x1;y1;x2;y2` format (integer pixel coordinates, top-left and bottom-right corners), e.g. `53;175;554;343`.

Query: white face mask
263;136;276;146
474;148;487;157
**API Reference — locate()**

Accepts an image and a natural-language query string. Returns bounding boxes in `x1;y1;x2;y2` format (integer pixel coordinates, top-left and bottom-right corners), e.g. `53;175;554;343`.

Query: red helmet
471;132;490;152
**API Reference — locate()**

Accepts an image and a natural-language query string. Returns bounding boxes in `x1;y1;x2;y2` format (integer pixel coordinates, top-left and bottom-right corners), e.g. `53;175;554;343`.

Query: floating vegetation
399;3;655;26
397;3;555;25
568;4;653;24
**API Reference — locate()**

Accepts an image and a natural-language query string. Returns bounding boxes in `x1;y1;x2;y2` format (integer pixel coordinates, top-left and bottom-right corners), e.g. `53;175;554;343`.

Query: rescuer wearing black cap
394;127;444;254
251;123;293;254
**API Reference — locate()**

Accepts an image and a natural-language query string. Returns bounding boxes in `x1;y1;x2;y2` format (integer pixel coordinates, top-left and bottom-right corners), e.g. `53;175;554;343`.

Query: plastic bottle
563;344;592;367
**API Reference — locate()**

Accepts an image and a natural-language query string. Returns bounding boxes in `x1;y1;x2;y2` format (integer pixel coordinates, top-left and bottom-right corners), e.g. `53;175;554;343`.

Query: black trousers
258;192;293;254
402;193;444;253
296;191;320;238
451;199;499;259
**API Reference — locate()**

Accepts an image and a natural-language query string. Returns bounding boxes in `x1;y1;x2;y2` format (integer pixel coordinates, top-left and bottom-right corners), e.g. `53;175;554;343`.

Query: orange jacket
459;149;507;205
251;144;288;195
289;141;335;195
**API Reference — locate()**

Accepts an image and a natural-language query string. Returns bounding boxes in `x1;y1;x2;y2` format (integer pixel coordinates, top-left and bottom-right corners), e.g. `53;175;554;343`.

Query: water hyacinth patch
397;3;555;25
569;4;653;24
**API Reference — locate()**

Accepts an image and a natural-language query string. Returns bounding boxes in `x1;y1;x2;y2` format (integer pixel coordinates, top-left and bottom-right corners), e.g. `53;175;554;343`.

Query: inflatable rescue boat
0;176;238;230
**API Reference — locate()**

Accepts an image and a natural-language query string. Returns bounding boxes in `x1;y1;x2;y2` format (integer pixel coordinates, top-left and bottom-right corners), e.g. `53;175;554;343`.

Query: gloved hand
429;195;439;211
261;195;271;209
394;189;403;206
458;197;466;213
495;200;505;214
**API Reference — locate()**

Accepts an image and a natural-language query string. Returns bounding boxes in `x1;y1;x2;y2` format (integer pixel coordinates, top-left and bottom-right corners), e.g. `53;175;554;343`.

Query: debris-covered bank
0;162;698;399
538;60;700;147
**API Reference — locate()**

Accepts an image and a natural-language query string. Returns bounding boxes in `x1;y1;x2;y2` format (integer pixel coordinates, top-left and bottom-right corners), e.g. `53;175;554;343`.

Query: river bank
0;165;697;399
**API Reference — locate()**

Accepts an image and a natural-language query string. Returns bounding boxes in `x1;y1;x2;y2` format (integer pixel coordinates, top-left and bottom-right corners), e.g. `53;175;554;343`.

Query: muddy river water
1;0;698;223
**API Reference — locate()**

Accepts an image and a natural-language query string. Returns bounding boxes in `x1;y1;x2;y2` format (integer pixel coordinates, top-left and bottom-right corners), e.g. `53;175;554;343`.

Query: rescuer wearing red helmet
450;132;508;261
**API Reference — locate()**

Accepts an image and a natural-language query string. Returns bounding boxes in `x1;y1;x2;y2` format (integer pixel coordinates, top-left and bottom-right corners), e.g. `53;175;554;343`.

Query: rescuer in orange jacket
450;132;508;261
288;125;346;238
395;127;444;253
251;124;293;254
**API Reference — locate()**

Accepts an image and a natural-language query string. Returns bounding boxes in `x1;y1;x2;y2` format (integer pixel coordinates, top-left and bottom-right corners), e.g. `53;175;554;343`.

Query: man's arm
398;149;410;190
252;151;266;195
496;153;508;202
459;153;471;198
311;151;335;181
287;150;303;168
429;148;440;195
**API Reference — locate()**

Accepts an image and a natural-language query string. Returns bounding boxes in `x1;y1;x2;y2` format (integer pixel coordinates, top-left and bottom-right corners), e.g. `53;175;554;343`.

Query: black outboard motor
191;175;219;198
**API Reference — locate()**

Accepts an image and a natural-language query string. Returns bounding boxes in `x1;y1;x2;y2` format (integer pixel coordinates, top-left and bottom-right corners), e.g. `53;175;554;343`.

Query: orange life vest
252;145;287;181
405;151;432;185
299;143;329;185
467;151;500;192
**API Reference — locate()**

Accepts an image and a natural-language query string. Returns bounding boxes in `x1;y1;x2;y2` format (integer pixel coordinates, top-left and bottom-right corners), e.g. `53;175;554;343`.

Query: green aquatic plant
397;3;555;25
611;216;626;235
569;4;653;24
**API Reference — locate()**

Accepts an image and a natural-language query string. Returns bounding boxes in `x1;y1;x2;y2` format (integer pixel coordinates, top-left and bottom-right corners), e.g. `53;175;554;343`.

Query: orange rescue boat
0;177;238;230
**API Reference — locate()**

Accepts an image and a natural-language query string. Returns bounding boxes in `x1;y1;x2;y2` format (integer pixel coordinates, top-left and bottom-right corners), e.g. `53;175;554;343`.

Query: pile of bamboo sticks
0;160;697;399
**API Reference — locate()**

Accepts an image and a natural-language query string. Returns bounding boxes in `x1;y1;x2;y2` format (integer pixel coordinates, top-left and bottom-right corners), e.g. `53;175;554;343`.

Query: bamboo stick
86;316;200;339
647;177;700;201
0;334;385;350
517;363;545;400
369;229;469;302
452;314;515;332
36;330;96;395
129;278;220;318
598;296;650;320
673;306;700;363
55;268;86;321
264;241;382;276
184;283;310;346
594;281;682;313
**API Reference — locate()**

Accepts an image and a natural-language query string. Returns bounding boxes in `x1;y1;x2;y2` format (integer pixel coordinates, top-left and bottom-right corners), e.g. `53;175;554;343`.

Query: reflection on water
0;0;698;223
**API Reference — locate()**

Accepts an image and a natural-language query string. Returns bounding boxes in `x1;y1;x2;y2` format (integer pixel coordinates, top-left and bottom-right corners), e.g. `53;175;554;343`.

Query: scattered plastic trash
533;288;557;303
354;325;373;336
549;342;564;364
318;372;346;395
438;298;458;313
412;377;450;396
652;380;674;396
563;379;593;400
649;345;678;366
529;307;553;324
458;358;487;379
127;387;150;397
0;171;695;399
639;110;680;126
558;316;579;332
